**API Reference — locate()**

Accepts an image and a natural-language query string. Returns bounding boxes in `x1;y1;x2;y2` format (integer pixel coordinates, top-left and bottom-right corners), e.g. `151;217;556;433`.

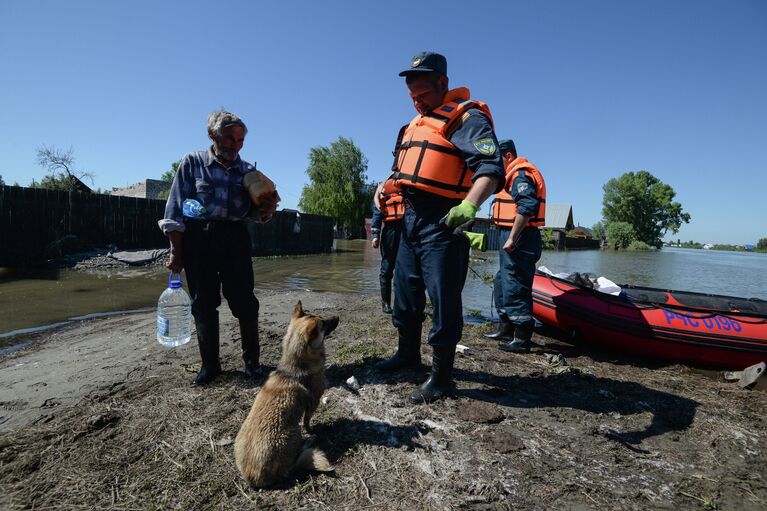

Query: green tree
541;228;555;249
157;160;181;199
602;170;690;248
0;175;5;186
607;221;636;249
161;161;180;183
591;221;606;240
35;145;94;191
757;238;767;250
35;174;82;190
299;137;375;231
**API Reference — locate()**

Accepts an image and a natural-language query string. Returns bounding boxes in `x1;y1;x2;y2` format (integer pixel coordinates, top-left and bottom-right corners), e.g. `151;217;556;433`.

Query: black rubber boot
498;323;534;354
375;327;421;371
239;316;263;379
483;314;515;341
193;317;221;385
410;346;455;404
380;279;393;314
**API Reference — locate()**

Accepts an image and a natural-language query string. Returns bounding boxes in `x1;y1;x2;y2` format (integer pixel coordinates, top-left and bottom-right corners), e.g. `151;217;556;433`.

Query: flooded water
1;243;765;341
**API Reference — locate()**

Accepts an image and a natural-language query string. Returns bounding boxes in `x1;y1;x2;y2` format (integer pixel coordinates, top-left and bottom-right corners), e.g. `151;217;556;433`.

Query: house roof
545;204;573;229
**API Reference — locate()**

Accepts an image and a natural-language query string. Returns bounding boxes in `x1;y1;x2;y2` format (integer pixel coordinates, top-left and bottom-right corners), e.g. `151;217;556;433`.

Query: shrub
627;240;652;251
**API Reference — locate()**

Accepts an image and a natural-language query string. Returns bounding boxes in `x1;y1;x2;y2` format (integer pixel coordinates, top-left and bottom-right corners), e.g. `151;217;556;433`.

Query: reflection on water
1;242;765;339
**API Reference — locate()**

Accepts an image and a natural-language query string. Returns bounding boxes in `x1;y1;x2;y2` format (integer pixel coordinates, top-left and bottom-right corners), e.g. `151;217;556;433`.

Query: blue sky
1;0;765;245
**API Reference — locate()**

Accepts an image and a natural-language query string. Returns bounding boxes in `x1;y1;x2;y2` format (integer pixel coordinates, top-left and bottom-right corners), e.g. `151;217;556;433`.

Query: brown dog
234;301;339;487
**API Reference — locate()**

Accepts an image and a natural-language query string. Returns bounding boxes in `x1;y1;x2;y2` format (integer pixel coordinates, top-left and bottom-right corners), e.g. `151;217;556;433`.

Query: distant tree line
671;239;766;253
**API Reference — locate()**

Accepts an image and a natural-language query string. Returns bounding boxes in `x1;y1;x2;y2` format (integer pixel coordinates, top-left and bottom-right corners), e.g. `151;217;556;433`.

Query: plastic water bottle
156;272;192;347
182;198;207;218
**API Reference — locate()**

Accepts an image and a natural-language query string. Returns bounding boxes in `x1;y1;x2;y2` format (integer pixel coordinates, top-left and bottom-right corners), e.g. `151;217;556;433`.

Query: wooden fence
0;185;334;266
470;218;600;251
245;210;334;256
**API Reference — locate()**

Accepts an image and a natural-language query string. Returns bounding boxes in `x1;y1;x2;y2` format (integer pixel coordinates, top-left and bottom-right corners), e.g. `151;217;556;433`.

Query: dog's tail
293;447;334;473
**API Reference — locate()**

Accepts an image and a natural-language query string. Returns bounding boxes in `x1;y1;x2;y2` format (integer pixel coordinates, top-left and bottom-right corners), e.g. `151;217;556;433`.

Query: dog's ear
293;301;304;319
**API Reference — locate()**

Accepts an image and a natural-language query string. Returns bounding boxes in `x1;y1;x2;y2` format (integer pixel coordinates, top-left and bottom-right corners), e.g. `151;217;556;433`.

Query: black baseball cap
499;139;517;156
399;52;447;77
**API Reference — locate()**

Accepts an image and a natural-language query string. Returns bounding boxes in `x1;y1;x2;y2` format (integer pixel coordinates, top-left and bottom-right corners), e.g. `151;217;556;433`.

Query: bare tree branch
35;145;94;191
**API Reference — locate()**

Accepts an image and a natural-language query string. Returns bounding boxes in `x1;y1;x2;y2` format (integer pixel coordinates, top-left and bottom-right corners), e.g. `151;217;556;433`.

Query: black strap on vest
394;140;470;194
391;124;409;172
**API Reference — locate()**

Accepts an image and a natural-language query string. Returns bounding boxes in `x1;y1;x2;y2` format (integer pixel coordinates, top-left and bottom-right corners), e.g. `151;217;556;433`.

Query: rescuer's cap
499;139;517;157
399;52;447;77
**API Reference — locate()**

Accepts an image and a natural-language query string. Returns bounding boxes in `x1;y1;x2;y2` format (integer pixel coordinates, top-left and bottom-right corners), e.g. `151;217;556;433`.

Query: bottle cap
168;272;183;289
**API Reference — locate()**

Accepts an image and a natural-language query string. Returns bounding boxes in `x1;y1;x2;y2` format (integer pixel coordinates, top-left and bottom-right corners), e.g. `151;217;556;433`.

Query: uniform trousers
379;220;402;286
493;226;542;327
392;190;470;347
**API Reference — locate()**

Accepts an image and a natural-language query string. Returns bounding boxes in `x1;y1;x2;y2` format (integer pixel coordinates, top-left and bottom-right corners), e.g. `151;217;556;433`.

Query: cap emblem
411;57;422;68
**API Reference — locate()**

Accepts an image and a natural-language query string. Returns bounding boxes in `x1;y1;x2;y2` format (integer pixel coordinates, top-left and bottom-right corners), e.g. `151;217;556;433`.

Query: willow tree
299;137;375;232
602;171;690;248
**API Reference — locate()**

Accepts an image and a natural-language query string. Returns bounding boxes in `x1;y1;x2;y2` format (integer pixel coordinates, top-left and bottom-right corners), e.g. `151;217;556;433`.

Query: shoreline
1;290;765;509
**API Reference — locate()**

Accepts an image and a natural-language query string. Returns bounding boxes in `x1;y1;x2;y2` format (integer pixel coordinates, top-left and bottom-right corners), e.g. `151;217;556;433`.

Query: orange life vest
392;87;494;199
382;192;404;222
377;178;404;222
490;157;546;228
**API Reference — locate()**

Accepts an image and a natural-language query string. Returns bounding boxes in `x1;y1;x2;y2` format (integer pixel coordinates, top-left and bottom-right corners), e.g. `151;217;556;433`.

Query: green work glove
443;199;478;229
464;231;487;252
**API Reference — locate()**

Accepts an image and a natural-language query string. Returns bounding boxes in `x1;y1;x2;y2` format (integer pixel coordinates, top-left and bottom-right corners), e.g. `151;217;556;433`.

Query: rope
467;263;496;319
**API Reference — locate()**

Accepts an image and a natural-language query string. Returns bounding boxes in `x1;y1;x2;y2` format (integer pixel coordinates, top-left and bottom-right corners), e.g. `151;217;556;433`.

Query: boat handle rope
541;272;767;325
467;263;497;319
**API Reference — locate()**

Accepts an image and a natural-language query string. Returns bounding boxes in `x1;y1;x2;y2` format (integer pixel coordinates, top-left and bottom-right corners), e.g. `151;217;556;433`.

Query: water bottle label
182;199;207;218
157;316;170;336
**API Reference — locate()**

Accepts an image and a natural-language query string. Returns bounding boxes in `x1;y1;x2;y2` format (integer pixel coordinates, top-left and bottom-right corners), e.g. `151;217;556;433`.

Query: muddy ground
0;290;765;510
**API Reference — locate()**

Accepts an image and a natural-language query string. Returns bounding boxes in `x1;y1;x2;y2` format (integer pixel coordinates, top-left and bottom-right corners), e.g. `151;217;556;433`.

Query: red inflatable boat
532;271;767;369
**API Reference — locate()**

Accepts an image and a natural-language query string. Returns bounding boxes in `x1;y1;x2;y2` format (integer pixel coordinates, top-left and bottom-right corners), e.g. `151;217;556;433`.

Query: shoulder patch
473;138;496;155
517;182;529;194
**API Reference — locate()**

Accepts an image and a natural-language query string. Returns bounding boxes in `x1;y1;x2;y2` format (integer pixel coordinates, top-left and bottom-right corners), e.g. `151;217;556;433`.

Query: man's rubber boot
380;279;393;315
239;316;263;379
375;327;421;371
410;345;455;404
483;314;515;341
193;317;221;385
498;322;534;354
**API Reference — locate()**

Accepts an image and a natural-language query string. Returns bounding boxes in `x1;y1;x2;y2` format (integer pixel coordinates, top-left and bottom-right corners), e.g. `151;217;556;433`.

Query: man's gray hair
207;110;248;139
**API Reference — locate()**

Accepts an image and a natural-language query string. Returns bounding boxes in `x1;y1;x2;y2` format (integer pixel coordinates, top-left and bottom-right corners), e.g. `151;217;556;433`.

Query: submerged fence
0;185;334;266
470;218;600;251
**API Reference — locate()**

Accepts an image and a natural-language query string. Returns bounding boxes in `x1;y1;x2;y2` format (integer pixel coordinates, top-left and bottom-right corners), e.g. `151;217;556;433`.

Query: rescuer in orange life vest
370;181;404;314
374;52;505;404
484;139;546;353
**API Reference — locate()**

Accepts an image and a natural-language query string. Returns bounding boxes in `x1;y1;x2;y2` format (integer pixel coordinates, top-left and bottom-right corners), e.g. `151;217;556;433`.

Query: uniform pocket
194;179;214;209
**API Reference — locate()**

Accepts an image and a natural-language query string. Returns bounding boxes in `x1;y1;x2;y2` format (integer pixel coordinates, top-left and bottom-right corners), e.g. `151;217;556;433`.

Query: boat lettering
662;311;742;332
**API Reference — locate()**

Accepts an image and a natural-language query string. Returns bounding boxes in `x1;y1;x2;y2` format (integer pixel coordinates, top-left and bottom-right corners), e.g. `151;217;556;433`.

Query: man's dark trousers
392;191;470;347
182;220;260;324
379;220;402;295
493;227;542;329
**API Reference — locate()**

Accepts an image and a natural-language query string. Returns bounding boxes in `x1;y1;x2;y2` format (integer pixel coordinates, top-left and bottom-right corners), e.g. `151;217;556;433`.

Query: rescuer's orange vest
490;157;546;228
378;178;404;222
392;87;494;199
382;192;404;222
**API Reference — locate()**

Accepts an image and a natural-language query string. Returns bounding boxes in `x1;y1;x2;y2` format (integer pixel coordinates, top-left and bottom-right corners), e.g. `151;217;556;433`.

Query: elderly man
376;52;504;403
159;110;278;385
